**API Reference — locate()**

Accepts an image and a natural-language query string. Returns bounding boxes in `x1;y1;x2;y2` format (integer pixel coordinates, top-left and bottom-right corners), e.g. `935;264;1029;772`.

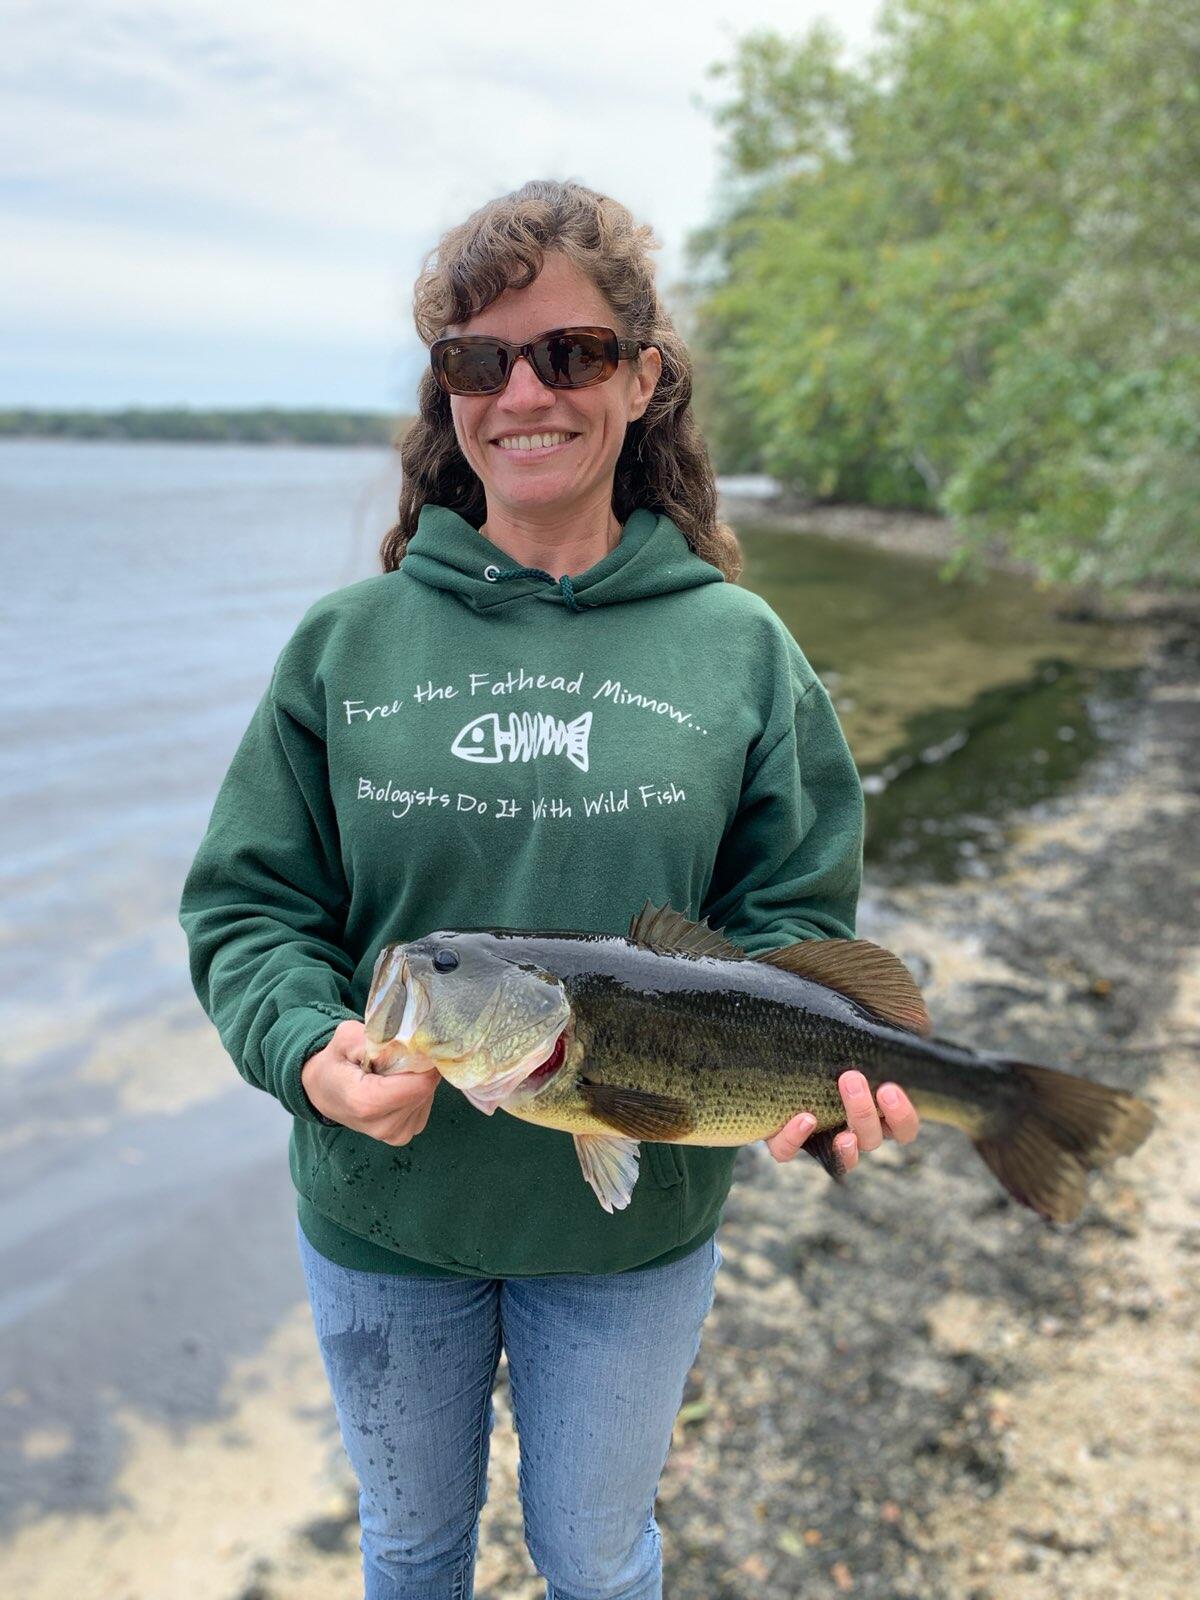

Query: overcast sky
2;0;881;410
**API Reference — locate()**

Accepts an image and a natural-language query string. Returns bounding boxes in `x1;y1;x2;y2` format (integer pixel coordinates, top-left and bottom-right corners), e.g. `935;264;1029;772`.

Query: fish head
392;931;572;1114
450;713;503;763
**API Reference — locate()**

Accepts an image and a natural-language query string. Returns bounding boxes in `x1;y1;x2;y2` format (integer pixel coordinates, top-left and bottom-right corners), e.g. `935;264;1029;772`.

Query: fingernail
796;1114;816;1138
879;1084;900;1108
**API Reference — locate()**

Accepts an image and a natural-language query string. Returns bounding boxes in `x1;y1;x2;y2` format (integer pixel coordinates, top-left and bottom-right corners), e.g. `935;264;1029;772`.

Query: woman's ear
628;345;663;423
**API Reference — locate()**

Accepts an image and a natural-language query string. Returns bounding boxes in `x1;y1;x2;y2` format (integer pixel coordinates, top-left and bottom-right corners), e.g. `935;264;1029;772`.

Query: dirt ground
644;607;1198;1600
4;527;1196;1600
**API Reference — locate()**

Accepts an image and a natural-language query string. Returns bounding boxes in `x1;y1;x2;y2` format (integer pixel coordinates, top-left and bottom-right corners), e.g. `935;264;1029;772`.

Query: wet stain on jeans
322;1316;393;1386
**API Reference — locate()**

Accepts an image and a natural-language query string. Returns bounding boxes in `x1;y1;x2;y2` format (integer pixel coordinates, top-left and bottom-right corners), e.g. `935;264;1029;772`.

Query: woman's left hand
765;1070;920;1167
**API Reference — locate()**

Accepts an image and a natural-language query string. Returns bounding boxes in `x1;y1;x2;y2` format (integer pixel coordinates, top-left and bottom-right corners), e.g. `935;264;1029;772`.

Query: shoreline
653;590;1200;1598
718;492;1200;626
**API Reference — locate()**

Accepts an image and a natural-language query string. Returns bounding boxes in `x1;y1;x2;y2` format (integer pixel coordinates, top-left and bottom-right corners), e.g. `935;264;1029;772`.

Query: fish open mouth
395;959;428;1046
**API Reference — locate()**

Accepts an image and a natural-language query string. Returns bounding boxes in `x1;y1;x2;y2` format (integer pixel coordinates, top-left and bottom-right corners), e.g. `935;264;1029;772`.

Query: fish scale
503;954;1002;1145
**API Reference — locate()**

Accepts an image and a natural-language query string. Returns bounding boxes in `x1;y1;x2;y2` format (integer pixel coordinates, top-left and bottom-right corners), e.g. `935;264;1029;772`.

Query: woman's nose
499;354;555;406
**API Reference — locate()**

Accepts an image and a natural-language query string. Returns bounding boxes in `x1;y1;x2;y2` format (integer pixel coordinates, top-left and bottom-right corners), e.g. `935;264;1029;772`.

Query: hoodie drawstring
486;563;589;613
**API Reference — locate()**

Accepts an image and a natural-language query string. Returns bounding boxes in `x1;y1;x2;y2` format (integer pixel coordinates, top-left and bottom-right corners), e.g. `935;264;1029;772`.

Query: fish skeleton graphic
451;710;593;772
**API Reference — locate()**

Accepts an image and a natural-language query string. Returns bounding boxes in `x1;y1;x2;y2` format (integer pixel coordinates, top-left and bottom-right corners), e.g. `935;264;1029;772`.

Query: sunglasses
429;324;656;397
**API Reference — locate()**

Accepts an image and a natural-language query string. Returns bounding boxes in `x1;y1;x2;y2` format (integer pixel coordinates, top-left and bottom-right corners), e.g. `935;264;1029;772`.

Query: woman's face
444;251;662;523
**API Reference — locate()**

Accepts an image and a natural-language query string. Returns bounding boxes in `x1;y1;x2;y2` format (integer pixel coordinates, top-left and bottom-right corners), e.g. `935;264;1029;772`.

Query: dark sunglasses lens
440;342;509;394
535;331;611;387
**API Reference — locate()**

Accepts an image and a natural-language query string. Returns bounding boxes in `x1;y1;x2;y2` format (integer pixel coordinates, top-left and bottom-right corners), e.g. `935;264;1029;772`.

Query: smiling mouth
490;433;580;458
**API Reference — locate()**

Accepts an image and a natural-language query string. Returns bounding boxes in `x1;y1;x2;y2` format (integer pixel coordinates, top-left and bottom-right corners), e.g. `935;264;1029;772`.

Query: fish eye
433;948;460;973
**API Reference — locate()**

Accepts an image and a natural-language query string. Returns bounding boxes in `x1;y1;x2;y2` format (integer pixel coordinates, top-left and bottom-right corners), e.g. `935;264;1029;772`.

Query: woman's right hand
300;1019;439;1146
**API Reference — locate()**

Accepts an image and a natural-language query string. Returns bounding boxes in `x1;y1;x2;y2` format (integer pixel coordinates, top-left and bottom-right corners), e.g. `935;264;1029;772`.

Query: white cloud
2;214;398;336
1;0;882;406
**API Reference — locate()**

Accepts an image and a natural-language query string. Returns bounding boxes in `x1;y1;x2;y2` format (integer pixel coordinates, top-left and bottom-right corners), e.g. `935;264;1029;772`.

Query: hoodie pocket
645;1140;685;1189
306;1124;346;1193
644;1141;686;1245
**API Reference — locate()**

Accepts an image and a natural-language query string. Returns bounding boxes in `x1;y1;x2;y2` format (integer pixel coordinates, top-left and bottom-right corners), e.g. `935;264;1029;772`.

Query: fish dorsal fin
626;899;746;961
753;938;932;1036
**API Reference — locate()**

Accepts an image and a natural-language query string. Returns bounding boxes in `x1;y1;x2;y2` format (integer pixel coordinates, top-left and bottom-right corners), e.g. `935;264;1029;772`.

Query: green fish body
365;902;1154;1221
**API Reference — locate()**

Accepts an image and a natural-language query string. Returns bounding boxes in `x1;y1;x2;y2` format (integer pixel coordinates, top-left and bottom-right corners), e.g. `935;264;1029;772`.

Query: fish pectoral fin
573;1133;640;1213
800;1126;848;1183
753;939;932;1037
578;1080;694;1141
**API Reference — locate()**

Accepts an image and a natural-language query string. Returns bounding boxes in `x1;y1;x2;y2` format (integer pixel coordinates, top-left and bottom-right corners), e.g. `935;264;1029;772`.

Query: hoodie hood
401;503;725;614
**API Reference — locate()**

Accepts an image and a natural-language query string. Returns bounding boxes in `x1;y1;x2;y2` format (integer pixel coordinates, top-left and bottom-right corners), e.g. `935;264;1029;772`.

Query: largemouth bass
362;901;1154;1222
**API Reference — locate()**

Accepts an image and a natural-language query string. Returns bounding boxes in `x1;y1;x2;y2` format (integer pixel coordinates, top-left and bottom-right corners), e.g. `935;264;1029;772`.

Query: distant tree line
683;0;1199;588
0;407;411;447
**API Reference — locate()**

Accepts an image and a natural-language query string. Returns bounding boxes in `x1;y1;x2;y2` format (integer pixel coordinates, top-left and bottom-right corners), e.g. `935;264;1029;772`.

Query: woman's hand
765;1070;920;1167
300;1019;439;1146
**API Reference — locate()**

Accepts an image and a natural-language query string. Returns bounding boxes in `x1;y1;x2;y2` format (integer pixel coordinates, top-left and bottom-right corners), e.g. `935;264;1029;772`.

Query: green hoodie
178;503;864;1278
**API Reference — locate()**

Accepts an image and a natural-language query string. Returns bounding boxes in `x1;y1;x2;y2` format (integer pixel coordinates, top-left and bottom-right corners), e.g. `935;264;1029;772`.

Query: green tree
686;0;1200;588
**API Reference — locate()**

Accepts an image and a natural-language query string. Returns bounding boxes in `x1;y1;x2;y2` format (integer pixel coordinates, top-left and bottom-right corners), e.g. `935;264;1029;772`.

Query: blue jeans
296;1218;722;1600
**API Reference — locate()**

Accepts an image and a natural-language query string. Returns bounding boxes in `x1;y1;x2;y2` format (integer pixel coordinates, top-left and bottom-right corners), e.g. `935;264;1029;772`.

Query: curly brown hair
379;178;741;583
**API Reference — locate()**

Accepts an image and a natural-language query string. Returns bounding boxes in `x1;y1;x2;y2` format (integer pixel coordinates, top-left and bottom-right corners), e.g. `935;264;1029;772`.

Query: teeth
497;432;574;451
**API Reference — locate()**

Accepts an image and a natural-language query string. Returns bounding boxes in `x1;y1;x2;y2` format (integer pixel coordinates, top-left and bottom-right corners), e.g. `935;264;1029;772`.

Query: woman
179;179;919;1600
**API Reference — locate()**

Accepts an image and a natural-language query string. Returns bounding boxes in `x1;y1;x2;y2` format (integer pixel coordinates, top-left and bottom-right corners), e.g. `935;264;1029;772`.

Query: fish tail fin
973;1060;1154;1223
565;711;592;773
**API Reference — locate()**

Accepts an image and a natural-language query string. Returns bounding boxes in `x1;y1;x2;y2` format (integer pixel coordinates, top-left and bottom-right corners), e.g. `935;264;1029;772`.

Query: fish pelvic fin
753;938;932;1036
973;1060;1155;1223
579;1080;694;1141
627;900;746;961
573;1133;640;1213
